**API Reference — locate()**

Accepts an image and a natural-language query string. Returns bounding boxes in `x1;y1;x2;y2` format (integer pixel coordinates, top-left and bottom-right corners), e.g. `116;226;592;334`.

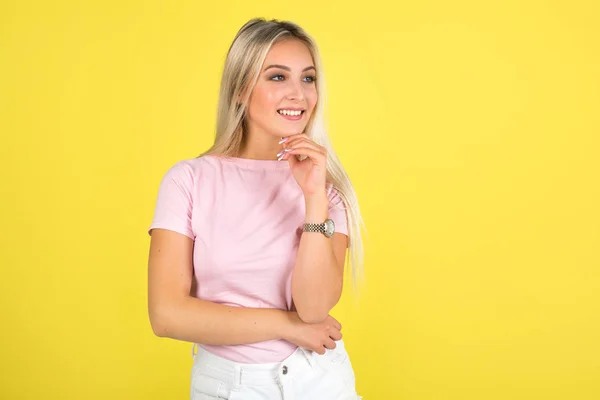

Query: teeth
278;109;303;116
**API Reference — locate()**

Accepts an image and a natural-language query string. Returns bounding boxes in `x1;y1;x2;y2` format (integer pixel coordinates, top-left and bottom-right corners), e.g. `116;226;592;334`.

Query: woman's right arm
147;228;342;351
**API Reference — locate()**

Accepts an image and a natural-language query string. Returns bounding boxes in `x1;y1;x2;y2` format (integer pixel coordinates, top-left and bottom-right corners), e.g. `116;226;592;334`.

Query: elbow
150;319;168;338
296;306;330;324
148;294;190;338
293;290;342;324
148;304;172;338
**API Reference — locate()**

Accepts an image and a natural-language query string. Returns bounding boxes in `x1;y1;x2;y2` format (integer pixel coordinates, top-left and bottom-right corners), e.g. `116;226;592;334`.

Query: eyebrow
263;64;316;72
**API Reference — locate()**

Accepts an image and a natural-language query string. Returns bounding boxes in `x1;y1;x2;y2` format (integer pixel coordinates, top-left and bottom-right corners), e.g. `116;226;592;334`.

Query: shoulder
160;155;221;182
170;155;214;172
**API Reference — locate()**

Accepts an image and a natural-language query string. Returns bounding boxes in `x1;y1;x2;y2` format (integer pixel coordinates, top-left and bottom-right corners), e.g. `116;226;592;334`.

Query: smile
277;109;304;116
277;109;305;121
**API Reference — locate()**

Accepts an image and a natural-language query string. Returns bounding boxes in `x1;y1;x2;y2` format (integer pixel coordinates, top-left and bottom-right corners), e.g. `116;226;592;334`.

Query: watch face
325;218;335;237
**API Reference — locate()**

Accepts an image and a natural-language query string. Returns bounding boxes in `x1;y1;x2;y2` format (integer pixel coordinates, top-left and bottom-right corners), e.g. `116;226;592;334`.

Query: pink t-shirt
147;154;349;363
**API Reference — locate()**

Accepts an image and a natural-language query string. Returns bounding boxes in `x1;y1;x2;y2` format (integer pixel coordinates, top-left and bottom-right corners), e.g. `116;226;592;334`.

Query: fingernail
276;151;283;157
277;154;284;161
278;138;288;144
284;148;293;152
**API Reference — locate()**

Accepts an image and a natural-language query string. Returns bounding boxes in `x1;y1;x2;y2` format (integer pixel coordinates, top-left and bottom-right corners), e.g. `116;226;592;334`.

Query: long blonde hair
200;18;365;288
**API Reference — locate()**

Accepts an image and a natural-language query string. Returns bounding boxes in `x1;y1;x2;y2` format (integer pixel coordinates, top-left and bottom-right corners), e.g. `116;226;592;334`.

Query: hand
284;312;342;355
278;133;327;198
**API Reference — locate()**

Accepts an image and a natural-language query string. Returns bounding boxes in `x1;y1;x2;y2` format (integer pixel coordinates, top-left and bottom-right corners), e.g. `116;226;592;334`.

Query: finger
281;133;309;145
288;143;326;157
280;149;323;164
329;329;343;341
285;137;324;152
283;136;313;146
326;320;342;334
314;345;327;355
285;147;326;164
286;150;300;167
284;135;312;145
328;316;342;331
286;141;324;155
323;339;336;350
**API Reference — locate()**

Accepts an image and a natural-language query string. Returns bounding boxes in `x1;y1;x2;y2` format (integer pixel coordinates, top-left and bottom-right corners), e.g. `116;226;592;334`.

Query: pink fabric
148;155;349;363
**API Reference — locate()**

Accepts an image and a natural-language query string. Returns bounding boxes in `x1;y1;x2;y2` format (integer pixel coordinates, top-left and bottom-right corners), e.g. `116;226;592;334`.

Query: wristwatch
303;218;335;238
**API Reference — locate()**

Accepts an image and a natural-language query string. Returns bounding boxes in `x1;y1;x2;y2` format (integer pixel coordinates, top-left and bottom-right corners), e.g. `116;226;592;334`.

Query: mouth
277;109;305;121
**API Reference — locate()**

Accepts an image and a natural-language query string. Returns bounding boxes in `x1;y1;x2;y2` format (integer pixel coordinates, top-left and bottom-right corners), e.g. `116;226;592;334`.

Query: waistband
191;343;317;387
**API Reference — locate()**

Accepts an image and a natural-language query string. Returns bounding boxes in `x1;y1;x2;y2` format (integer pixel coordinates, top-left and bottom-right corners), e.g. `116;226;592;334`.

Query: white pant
190;340;362;399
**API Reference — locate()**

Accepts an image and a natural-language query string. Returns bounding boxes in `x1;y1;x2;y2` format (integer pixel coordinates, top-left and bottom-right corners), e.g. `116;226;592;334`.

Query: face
244;39;318;139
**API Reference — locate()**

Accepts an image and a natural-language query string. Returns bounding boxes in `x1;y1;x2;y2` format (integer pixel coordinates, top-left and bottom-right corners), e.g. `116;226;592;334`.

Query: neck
237;127;282;160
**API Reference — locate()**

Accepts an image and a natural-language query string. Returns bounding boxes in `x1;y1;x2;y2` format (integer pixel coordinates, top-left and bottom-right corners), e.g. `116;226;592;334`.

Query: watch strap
303;222;327;234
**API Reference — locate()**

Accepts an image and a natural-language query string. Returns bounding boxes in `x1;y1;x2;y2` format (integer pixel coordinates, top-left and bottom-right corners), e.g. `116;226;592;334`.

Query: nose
285;79;305;101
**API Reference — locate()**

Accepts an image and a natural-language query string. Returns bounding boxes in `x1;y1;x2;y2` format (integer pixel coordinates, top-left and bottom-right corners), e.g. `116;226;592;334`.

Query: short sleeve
327;184;349;240
147;162;195;240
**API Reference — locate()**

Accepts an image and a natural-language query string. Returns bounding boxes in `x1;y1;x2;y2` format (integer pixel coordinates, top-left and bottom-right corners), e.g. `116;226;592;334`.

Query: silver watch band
303;222;326;234
302;218;334;238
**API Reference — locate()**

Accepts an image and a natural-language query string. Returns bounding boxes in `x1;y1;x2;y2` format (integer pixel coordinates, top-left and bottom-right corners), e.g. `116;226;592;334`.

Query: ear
236;86;248;105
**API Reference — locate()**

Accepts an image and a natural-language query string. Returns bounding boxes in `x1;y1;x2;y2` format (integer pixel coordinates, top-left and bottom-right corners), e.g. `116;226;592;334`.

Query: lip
277;107;305;111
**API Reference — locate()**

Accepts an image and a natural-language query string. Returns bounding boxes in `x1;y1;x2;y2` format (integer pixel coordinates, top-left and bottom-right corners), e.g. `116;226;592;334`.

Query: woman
147;17;365;399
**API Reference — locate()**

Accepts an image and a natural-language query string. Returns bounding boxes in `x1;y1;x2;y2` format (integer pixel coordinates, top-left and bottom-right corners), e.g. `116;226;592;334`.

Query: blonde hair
199;18;365;288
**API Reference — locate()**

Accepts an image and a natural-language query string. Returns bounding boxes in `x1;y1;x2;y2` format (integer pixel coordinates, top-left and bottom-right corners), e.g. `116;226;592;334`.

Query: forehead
263;39;314;68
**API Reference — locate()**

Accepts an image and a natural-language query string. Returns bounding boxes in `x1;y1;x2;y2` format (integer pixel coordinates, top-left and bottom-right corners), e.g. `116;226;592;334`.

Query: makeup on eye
269;74;317;83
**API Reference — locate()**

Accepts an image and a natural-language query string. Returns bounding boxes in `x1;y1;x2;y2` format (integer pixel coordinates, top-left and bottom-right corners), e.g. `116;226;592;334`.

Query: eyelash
270;74;316;83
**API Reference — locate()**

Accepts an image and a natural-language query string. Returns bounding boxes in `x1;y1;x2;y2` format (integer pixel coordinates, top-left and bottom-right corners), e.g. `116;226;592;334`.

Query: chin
280;125;308;137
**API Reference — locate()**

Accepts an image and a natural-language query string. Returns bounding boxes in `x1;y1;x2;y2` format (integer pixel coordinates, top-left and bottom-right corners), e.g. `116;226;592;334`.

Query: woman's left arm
279;133;348;323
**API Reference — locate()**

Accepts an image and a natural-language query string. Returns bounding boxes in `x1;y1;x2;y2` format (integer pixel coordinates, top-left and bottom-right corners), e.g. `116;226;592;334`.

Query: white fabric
190;339;362;399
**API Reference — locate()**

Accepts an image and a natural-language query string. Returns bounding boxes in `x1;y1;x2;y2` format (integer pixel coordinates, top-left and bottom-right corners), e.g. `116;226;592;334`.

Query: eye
270;74;285;81
303;75;316;83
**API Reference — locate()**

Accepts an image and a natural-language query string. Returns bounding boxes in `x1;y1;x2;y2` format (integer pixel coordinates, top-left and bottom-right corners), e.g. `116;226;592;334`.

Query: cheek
249;87;280;117
248;85;317;117
307;90;318;111
265;91;279;109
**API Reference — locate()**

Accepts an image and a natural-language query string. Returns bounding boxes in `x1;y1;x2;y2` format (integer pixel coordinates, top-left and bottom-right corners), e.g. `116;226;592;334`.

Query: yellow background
1;0;599;399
